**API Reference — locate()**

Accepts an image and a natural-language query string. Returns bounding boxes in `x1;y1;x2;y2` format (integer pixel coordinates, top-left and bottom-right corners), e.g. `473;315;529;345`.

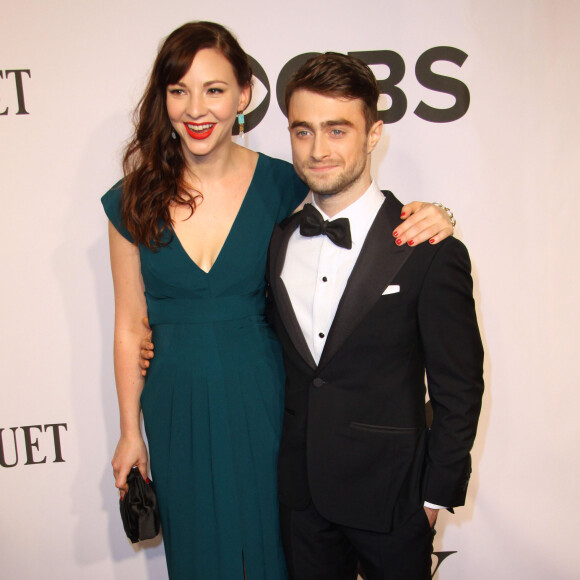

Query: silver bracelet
433;202;456;231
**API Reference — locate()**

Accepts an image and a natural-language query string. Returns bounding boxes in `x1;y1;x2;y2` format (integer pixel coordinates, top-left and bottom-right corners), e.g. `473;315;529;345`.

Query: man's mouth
184;123;216;140
308;164;339;173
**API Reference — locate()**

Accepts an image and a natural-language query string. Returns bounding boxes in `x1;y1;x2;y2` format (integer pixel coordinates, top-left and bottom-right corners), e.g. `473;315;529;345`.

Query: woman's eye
208;88;224;94
168;88;185;95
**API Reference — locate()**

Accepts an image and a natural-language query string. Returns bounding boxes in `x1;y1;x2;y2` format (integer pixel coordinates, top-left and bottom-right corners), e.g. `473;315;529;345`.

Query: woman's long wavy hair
122;21;252;248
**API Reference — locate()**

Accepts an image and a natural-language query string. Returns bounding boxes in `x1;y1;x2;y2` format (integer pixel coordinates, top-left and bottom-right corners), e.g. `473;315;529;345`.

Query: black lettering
22;425;46;465
414;47;469;123
276;53;321;117
349;50;407;124
5;69;31;115
44;423;67;463
0;427;18;467
432;551;457;576
0;71;8;115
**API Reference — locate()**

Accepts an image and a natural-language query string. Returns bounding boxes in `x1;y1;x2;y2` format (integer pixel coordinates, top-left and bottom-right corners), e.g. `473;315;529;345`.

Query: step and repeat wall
2;1;579;578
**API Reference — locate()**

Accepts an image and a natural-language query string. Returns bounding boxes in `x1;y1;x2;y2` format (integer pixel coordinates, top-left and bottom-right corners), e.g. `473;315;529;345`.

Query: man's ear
367;120;383;153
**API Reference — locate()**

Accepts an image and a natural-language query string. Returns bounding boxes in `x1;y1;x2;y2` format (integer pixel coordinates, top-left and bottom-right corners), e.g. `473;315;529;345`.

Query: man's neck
313;174;372;218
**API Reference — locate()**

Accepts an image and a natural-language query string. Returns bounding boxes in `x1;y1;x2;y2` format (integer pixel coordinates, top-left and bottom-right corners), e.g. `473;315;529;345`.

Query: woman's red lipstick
184;122;216;140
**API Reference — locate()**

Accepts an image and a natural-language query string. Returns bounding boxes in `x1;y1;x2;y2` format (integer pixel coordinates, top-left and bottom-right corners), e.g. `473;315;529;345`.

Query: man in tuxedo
268;53;484;580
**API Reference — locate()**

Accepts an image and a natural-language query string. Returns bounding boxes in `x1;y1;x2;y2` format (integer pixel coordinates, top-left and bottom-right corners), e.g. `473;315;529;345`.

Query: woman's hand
111;434;149;494
393;201;455;246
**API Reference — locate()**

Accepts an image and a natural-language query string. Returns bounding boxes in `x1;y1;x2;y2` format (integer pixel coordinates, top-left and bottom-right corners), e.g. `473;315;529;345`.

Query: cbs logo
235;47;469;134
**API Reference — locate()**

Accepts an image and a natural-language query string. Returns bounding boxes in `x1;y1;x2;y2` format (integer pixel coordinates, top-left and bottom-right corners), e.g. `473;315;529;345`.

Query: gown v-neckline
171;153;263;275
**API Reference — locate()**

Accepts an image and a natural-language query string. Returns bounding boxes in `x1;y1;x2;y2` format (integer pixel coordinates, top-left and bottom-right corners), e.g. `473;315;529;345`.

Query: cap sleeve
101;180;134;243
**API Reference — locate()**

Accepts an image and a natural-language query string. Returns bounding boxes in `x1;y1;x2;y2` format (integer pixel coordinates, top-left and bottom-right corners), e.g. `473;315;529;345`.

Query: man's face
287;89;381;198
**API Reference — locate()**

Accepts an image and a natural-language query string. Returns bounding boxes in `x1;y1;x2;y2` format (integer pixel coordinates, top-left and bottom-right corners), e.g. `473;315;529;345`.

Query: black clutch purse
119;467;161;543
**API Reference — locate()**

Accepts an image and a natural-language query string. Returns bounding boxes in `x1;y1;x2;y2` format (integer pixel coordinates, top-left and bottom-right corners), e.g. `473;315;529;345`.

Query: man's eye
330;129;344;136
296;130;310;137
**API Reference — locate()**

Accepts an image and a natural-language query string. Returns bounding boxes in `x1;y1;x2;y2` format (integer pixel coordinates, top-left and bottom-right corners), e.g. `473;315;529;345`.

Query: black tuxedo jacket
267;191;484;534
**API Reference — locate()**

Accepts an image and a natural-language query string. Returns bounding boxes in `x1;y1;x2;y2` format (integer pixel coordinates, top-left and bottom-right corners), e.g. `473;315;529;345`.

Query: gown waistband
145;289;266;325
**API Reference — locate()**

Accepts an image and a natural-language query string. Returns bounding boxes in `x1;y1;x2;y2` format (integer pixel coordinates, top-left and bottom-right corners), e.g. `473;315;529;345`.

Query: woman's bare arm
108;222;149;493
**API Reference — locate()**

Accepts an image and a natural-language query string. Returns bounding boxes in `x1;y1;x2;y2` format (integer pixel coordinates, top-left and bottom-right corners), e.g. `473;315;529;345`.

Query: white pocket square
382;285;400;295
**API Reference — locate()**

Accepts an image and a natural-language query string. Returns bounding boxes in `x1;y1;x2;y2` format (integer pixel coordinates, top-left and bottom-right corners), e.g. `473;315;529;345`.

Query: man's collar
312;181;384;247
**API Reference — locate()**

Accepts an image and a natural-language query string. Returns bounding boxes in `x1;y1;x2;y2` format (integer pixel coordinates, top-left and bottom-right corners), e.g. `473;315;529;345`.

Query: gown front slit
102;154;307;579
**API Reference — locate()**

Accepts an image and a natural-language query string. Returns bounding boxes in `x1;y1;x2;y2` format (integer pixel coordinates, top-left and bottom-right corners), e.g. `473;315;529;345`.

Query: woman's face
166;48;250;164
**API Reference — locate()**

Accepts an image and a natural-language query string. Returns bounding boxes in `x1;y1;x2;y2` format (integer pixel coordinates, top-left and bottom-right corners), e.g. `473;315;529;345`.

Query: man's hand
139;317;153;377
393;201;454;246
424;506;439;528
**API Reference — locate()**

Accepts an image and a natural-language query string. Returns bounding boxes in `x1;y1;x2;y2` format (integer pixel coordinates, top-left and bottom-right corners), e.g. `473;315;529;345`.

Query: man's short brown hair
284;52;380;132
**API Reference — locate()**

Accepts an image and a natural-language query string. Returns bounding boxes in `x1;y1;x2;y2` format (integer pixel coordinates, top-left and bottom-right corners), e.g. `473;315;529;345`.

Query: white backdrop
1;1;579;578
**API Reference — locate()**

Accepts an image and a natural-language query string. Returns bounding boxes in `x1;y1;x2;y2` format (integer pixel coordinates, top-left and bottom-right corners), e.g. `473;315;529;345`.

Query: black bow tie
299;204;352;249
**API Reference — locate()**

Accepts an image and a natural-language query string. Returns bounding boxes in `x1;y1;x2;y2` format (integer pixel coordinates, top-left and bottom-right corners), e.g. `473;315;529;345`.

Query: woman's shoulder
101;178;124;206
256;152;295;176
254;153;308;221
101;178;134;242
256;153;306;190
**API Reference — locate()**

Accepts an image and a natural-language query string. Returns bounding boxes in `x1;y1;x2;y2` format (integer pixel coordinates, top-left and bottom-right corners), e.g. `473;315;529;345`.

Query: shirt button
318;332;325;338
322;276;328;282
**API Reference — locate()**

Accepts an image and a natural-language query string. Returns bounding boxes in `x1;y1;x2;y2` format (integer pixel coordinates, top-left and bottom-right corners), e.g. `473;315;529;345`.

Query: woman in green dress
102;21;454;580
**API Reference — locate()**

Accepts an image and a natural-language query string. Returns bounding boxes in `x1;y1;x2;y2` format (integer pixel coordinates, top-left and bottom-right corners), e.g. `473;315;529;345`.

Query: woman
102;21;453;580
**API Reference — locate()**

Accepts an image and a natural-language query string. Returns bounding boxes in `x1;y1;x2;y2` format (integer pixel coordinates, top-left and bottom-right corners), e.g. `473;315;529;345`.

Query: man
267;53;484;579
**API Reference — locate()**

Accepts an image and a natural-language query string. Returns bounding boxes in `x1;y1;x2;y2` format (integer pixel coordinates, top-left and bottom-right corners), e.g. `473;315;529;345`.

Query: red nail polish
396;239;403;246
429;238;435;244
393;230;399;237
120;493;124;501
408;240;415;246
145;477;150;484
400;212;406;218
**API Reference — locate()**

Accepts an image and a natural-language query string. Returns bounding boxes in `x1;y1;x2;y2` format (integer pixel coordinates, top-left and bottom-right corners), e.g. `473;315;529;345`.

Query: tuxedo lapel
318;192;413;370
270;214;317;370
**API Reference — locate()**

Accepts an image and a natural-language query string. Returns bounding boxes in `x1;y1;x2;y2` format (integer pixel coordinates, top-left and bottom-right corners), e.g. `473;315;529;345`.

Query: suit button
312;378;326;388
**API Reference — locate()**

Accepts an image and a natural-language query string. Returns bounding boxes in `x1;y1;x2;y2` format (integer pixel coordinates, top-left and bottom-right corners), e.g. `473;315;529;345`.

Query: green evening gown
102;154;307;579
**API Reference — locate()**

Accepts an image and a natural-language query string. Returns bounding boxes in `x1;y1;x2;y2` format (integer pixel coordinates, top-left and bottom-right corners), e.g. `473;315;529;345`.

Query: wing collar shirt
281;181;384;365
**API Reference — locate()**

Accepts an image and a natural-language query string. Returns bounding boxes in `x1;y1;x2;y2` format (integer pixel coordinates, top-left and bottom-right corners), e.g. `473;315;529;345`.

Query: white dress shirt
280;181;445;512
281;181;384;364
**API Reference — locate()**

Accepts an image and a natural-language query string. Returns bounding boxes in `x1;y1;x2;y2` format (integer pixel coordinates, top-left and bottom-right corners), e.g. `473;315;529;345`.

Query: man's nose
311;134;330;160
